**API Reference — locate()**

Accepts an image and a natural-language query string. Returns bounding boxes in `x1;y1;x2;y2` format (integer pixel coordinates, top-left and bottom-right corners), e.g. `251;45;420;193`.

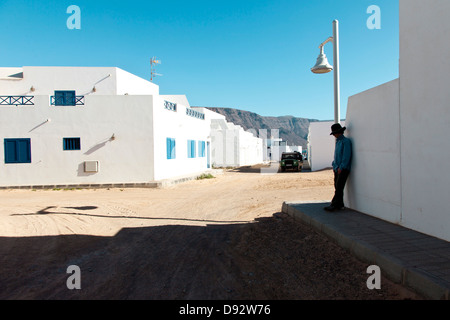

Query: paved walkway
282;201;450;300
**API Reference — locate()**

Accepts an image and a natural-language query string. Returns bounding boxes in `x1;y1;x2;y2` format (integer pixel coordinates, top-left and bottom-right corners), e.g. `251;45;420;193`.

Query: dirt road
0;166;423;299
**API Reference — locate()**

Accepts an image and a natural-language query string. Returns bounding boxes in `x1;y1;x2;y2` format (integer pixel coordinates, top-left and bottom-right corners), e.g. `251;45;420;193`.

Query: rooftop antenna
150;57;162;82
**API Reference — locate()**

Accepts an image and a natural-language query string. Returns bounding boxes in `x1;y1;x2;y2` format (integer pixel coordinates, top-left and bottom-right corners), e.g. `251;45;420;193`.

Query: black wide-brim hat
330;123;346;135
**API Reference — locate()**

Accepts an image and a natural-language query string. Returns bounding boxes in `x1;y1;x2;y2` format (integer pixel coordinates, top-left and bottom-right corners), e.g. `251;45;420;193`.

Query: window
166;138;176;160
188;140;196;158
63;138;81;151
54;91;76;106
4;138;31;164
198;141;206;158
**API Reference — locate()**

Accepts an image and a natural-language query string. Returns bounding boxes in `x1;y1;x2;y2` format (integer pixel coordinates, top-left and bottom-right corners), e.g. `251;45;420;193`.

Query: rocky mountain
203;107;317;148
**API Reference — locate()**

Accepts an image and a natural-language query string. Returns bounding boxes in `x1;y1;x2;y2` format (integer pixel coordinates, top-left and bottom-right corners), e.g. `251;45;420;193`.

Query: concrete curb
0;169;224;190
282;201;450;300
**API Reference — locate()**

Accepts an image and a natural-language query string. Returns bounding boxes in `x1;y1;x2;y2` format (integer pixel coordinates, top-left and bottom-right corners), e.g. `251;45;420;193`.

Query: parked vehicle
279;152;303;172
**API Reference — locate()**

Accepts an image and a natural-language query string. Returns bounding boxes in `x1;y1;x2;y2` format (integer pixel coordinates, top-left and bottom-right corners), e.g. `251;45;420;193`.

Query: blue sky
0;0;399;120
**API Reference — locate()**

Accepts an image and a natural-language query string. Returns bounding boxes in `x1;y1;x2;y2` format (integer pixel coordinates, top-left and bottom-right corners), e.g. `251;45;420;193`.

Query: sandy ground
0;165;423;300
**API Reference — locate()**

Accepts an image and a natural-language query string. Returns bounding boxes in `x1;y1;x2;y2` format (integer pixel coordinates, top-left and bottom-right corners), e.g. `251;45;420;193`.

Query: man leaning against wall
324;123;353;212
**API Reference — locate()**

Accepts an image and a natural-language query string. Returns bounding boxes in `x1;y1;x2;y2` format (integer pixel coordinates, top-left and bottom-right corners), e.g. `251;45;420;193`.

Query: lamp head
311;47;333;74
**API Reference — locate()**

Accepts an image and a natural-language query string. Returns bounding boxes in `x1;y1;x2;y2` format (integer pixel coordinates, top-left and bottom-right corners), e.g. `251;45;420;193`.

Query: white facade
152;99;212;181
266;138;282;162
307;121;345;172
0;66;159;96
210;118;264;168
344;0;450;241
345;80;401;223
0;67;212;187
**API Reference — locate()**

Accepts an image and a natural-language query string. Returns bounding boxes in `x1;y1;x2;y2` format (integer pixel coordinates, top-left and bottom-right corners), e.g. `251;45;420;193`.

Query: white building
209;116;264;168
0;66;215;187
344;0;450;242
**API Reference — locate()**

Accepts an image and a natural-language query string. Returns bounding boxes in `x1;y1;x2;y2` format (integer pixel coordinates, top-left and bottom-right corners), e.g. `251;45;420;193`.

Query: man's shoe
324;205;345;212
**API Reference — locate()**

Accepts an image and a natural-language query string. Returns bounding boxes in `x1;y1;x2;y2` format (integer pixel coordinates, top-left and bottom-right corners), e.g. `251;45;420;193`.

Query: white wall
0;93;213;186
343;0;450;241
398;0;450;241
0;67;117;96
211;120;239;167
345;80;401;224
238;130;264;166
308;121;345;172
0;66;159;97
0;95;155;186
116;68;159;95
0;67;213;186
152;97;211;181
210;119;264;168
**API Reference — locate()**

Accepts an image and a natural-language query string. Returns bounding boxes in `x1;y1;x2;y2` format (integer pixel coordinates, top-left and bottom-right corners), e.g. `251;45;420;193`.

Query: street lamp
311;20;341;124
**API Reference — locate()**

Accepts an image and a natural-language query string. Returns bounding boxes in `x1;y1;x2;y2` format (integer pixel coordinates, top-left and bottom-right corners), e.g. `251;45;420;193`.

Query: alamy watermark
67;5;81;30
367;5;381;30
66;265;81;290
64;5;380;31
366;265;381;290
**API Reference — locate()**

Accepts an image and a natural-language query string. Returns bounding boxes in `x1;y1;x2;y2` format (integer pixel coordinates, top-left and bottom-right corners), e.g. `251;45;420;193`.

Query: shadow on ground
0;212;421;300
228;164;314;174
228;165;270;173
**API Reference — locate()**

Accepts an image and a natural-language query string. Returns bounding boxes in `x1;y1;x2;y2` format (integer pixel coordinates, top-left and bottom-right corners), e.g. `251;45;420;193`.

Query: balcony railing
0;96;35;106
50;95;85;106
186;108;205;120
164;100;177;112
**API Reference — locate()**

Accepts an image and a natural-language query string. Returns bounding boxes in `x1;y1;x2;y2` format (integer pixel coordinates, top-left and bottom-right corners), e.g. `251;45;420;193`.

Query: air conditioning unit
84;161;99;173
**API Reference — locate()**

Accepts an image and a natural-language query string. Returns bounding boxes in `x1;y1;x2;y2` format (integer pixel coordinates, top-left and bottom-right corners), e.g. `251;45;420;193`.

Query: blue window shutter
188;140;191;158
4;139;31;163
171;139;176;159
167;138;176;159
17;139;31;163
4;140;17;163
188;140;196;158
192;140;196;158
67;91;76;105
200;141;205;157
63;138;81;151
167;138;171;159
55;91;76;106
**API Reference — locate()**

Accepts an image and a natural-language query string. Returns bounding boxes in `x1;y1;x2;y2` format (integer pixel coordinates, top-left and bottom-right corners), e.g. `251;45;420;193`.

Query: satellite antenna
150;57;162;82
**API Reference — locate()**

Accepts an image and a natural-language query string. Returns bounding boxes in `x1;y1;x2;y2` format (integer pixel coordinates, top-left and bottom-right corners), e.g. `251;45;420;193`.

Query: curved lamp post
311;20;340;124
